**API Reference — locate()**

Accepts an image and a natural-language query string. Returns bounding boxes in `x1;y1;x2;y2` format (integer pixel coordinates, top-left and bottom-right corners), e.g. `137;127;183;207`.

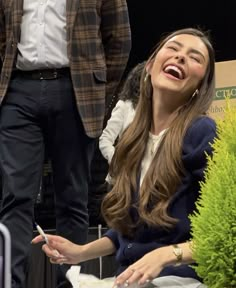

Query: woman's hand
32;234;83;265
113;248;166;287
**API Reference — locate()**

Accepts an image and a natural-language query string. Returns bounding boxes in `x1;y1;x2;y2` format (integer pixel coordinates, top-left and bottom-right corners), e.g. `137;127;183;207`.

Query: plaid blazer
0;0;131;138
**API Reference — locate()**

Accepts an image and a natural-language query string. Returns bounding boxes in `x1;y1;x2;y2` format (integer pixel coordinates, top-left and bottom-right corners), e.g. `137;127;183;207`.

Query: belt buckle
53;71;58;79
39;70;58;80
39;72;44;80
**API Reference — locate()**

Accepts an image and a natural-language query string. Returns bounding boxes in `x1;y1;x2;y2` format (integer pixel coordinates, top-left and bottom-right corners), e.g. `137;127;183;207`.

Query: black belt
13;68;70;80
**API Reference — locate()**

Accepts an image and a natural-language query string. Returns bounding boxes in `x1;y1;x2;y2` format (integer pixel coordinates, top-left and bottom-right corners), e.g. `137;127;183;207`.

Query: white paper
65;265;153;288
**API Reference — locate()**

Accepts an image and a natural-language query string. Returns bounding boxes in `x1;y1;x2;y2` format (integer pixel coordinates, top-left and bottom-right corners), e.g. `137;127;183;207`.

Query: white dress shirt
17;0;69;70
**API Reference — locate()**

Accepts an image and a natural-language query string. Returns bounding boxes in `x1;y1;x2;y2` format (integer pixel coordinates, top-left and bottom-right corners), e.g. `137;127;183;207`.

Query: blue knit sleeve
103;228;120;250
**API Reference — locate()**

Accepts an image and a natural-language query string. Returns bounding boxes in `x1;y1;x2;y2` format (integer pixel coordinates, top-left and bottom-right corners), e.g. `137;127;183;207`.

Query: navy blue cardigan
104;117;217;280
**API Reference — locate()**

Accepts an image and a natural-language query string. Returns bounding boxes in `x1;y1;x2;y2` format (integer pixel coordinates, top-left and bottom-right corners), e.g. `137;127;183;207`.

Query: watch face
175;247;182;256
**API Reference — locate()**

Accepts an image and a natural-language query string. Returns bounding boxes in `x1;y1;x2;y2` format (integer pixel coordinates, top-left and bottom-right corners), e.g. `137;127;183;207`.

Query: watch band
172;244;183;266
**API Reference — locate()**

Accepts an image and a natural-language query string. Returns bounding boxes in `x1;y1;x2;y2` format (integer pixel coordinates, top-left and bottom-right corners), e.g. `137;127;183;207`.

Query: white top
99;99;136;164
140;130;166;185
17;0;69;70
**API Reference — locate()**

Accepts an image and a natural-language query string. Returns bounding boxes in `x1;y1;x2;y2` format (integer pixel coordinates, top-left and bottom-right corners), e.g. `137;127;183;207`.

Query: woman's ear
145;59;154;74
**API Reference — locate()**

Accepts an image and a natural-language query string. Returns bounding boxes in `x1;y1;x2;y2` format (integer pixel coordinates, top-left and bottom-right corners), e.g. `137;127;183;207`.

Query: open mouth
164;65;185;80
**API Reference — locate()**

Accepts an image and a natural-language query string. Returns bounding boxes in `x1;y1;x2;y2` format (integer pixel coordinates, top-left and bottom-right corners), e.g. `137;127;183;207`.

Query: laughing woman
32;28;217;288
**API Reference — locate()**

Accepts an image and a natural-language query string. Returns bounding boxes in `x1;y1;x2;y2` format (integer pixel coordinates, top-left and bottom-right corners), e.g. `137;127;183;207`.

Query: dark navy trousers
0;72;96;288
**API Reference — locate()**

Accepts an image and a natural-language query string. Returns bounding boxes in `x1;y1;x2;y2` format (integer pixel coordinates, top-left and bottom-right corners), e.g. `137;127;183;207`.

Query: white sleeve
99;100;127;164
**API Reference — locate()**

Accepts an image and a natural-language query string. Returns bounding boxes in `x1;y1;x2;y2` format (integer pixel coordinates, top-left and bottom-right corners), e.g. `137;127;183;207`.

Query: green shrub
190;101;236;288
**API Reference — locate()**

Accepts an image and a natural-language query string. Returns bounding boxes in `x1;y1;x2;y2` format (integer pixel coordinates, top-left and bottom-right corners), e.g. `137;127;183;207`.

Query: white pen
35;222;49;244
35;222;61;259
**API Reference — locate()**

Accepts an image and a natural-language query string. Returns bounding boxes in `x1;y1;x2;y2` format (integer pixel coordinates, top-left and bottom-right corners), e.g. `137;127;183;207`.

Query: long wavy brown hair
101;28;215;237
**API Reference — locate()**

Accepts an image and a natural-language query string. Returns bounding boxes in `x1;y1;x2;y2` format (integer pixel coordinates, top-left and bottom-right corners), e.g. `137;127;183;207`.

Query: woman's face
149;34;209;104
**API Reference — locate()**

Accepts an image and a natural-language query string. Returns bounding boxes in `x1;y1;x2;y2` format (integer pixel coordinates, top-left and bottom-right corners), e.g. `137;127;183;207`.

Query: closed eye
167;45;178;51
190;55;201;63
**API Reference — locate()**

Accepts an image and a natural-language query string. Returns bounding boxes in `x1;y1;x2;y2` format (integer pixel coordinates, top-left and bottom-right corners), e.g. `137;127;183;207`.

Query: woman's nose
175;55;185;64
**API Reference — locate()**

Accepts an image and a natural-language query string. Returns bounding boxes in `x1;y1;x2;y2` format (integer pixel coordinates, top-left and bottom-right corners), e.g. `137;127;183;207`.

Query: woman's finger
138;272;153;286
114;266;138;286
49;257;68;264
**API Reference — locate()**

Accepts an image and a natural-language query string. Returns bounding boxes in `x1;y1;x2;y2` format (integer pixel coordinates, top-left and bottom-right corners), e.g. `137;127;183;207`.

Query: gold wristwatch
172;244;183;266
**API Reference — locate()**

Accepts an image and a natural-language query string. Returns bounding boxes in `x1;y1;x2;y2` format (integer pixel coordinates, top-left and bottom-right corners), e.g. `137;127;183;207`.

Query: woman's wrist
172;244;183;266
80;237;116;263
156;242;193;268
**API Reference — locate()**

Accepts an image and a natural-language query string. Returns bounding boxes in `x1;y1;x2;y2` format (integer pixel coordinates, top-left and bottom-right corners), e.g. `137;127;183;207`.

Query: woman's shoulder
114;99;133;109
110;100;130;116
184;116;217;146
188;116;216;135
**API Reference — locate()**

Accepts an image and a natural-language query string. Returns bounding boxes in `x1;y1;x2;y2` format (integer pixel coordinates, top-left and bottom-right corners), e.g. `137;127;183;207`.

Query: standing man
0;1;131;288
